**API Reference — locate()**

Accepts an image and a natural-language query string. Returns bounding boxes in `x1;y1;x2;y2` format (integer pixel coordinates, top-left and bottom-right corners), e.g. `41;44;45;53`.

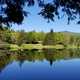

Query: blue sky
12;1;80;32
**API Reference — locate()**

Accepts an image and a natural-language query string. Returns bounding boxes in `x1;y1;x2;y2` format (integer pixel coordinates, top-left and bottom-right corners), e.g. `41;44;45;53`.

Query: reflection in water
0;49;80;80
0;49;80;70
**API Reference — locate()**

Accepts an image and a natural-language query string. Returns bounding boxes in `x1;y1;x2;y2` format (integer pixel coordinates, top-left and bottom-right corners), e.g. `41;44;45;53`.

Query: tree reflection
0;53;11;73
0;49;80;71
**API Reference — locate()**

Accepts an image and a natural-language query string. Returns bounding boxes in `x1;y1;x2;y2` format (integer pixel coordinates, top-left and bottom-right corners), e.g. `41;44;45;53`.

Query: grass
0;44;10;49
20;44;64;50
0;44;19;51
0;43;79;51
10;44;19;51
21;44;43;50
43;45;64;49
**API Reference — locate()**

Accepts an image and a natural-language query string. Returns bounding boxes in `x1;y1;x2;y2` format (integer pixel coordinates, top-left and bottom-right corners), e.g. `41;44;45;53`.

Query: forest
0;26;80;51
0;0;80;50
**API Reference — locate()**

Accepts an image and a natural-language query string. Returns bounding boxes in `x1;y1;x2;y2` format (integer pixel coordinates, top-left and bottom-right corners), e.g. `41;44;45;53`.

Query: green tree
25;31;38;44
75;37;80;48
69;36;76;46
54;32;64;45
35;32;45;42
0;27;12;43
43;29;56;45
17;30;26;45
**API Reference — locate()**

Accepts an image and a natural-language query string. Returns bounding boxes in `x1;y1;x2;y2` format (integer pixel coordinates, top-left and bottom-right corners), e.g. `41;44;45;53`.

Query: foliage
25;31;38;44
0;28;80;48
0;0;80;26
43;29;56;45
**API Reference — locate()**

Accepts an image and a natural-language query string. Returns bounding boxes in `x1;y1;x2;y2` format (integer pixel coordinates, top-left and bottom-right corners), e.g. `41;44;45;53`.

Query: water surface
0;49;80;80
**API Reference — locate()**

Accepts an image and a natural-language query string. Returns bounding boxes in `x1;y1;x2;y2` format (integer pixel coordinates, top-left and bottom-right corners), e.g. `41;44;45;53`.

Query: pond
0;49;80;80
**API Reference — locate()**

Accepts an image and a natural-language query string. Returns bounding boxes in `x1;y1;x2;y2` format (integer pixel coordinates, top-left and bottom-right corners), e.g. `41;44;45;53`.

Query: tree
75;37;80;48
54;32;64;45
0;0;80;27
16;30;26;45
25;31;38;44
35;32;45;41
10;30;27;45
0;26;12;43
69;36;76;46
62;33;71;47
43;29;56;45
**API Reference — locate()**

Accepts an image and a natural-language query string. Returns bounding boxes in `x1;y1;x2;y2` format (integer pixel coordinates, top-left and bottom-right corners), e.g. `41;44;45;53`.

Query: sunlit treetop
0;0;80;27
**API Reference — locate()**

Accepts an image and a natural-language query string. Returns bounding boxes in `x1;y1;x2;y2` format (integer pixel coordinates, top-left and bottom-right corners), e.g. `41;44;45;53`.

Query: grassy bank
0;43;79;51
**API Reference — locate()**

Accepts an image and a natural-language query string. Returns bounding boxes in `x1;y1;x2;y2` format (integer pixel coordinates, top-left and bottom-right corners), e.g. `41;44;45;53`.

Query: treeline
0;27;80;47
0;27;45;45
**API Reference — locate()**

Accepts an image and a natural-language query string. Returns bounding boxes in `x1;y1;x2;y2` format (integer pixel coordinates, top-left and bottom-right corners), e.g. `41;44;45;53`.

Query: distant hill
60;31;80;37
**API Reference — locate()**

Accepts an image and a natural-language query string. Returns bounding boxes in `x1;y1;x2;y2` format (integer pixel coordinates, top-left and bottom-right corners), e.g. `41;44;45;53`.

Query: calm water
0;49;80;80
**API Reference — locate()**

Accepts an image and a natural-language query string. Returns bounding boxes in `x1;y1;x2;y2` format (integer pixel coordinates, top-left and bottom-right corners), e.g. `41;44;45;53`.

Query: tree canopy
0;0;80;27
